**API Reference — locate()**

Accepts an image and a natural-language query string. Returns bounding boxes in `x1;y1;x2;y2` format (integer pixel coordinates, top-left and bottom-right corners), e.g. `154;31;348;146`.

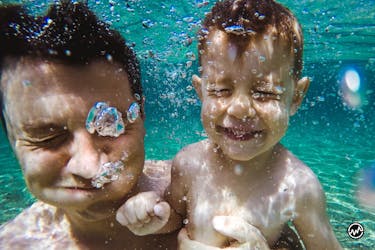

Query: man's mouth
217;126;263;141
64;186;97;190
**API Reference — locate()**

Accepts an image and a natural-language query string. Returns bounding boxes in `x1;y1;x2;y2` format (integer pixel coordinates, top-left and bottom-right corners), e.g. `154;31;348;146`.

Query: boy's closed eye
252;90;282;101
206;85;232;97
252;83;285;101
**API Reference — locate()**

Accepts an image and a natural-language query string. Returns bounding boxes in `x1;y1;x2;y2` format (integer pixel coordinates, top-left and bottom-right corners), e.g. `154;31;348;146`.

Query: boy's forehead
204;29;292;60
201;29;294;77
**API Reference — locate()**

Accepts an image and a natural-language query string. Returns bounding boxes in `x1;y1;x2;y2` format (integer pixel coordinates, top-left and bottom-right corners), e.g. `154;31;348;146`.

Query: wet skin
1;57;145;231
194;29;309;162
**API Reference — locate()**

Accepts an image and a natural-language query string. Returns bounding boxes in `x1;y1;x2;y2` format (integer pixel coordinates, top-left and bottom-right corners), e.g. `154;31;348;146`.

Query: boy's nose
227;94;256;120
65;130;106;179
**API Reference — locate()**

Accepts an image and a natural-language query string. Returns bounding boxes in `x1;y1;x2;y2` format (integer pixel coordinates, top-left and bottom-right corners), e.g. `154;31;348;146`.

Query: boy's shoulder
278;145;324;199
0;201;75;247
173;140;209;168
177;140;209;156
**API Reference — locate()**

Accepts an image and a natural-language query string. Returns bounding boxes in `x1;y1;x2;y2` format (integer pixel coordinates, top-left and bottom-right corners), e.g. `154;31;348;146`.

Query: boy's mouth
217;126;263;141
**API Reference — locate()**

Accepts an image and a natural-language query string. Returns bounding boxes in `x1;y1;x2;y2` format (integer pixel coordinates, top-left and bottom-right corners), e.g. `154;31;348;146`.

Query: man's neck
66;211;135;248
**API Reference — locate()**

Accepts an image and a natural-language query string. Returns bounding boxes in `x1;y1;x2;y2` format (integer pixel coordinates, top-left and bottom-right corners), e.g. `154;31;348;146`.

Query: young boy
117;0;342;249
0;1;180;248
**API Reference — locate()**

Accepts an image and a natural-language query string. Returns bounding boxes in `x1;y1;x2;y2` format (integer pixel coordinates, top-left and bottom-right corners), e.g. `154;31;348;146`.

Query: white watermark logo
347;222;364;239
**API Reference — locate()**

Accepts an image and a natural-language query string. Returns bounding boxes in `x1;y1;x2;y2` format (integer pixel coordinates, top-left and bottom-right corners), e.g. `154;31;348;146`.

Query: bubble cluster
91;161;125;188
86;102;125;137
86;102;140;137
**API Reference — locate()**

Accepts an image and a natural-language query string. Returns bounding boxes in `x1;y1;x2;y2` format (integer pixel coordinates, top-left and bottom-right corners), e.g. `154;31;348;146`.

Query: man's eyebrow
22;123;67;136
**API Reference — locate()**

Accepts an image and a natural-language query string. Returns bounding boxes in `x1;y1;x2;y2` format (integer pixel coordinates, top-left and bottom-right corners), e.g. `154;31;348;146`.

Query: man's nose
227;93;256;120
65;130;107;179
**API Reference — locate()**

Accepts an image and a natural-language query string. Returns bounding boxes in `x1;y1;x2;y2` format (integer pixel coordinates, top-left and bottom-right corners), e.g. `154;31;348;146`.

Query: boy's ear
290;76;310;115
192;74;203;100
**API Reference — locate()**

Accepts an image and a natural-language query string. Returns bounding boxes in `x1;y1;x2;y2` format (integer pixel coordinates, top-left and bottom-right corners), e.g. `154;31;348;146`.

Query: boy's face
194;29;309;161
1;58;145;222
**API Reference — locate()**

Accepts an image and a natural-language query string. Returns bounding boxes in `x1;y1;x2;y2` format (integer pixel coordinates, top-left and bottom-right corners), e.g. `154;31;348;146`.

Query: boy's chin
215;140;266;162
220;146;258;162
226;152;255;162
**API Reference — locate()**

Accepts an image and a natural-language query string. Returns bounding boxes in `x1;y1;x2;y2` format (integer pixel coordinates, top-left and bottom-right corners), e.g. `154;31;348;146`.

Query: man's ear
290;76;310;115
192;74;203;100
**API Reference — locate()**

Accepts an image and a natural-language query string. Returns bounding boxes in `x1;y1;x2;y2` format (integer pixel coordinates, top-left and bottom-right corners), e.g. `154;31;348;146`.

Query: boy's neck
210;141;282;173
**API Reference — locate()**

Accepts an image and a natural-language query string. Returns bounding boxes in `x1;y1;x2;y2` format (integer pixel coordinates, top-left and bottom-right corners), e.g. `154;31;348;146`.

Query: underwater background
0;0;374;249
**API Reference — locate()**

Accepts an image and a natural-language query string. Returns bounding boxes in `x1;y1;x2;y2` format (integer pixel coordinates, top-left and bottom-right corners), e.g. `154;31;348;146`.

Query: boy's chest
186;174;297;246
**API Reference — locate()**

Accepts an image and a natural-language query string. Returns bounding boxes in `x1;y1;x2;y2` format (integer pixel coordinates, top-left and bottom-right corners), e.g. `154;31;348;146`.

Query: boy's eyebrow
215;76;233;84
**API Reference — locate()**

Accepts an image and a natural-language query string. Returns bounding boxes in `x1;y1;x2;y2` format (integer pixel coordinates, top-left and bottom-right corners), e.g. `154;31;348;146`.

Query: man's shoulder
0;201;72;248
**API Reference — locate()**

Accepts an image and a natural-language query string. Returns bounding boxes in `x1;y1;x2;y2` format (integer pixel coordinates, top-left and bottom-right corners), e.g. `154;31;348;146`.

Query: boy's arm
116;191;171;235
116;156;188;235
137;160;172;195
293;173;342;250
163;153;189;230
115;160;182;235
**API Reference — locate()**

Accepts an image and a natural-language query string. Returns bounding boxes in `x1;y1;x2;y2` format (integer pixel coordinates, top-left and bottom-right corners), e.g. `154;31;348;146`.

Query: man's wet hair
198;0;304;80
0;0;141;132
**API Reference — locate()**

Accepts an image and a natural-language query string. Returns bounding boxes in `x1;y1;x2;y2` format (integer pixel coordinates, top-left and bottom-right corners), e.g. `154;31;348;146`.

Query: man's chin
65;199;123;223
73;208;114;222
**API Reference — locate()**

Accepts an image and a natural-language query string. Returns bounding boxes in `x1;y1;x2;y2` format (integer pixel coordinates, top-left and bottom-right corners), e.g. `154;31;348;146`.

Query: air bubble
22;80;31;86
234;165;243;175
186;61;193;68
186;85;193;91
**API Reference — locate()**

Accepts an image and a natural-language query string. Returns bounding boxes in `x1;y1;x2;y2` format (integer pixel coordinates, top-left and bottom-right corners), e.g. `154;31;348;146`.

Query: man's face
195;29;308;161
1;58;145;222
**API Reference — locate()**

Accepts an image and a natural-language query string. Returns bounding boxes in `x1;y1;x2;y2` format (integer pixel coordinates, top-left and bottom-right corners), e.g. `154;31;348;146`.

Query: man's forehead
2;57;130;93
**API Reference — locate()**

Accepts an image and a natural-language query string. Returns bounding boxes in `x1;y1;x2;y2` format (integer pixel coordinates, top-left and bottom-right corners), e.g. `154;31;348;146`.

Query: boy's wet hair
198;0;303;79
0;0;141;132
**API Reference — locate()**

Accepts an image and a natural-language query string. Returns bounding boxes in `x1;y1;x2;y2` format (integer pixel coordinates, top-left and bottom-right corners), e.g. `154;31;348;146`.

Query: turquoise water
0;0;374;249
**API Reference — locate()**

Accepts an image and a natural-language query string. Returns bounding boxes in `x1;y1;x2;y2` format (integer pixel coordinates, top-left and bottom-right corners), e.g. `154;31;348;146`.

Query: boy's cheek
202;100;222;116
255;101;288;115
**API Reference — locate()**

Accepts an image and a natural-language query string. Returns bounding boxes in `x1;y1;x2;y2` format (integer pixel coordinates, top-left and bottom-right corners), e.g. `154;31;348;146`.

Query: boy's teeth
230;128;247;136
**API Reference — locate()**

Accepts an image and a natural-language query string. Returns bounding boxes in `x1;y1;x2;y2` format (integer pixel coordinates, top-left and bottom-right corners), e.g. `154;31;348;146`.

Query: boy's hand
116;191;170;236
